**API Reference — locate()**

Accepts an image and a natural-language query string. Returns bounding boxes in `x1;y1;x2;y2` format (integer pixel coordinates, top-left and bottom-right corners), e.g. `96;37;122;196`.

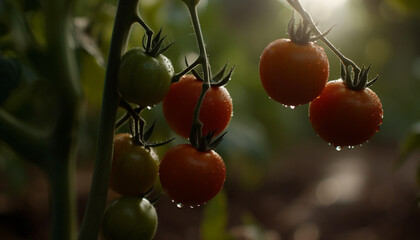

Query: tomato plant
309;79;383;147
162;74;233;138
158;144;226;206
102;197;157;240
259;38;329;107
109;133;159;196
118;47;174;107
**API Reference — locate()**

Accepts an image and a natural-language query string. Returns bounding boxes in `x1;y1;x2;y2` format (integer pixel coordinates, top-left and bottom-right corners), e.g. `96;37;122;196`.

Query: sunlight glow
281;0;349;21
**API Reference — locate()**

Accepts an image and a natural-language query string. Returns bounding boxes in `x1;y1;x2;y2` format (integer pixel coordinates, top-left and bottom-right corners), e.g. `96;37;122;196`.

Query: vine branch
78;0;140;239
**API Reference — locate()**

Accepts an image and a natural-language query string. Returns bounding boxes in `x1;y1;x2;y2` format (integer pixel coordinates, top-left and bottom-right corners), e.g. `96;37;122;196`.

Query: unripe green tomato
110;133;159;196
118;47;174;107
102;197;158;240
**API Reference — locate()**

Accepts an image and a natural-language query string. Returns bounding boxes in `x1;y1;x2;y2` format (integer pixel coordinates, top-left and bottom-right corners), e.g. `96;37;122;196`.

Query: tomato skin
259;38;329;106
309;79;383;147
162;75;233;138
102;197;157;240
118;47;174;107
158;144;226;206
110;133;159;196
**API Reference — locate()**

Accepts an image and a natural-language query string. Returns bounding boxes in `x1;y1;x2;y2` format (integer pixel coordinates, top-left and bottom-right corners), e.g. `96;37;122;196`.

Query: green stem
287;0;359;70
78;0;139;239
47;151;77;240
186;4;211;144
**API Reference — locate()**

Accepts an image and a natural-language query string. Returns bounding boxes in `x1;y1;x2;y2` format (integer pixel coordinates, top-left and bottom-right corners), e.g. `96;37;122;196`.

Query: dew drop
189;205;194;209
146;106;152;110
171;200;175;203
335;146;342;151
289;105;296;109
176;203;184;208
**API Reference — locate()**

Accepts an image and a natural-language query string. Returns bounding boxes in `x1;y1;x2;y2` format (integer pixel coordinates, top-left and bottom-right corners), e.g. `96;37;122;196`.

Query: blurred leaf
200;190;233;240
0;56;22;105
79;50;105;108
397;123;420;167
389;0;420;13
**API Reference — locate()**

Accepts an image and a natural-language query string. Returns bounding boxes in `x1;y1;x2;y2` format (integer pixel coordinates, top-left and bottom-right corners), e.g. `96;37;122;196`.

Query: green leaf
397;123;420;167
200;190;233;240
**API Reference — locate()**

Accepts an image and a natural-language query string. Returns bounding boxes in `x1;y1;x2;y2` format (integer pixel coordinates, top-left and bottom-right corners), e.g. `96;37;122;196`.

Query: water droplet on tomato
147;106;152;110
289;105;296;109
176;203;184;208
189;205;194;209
335;146;342;151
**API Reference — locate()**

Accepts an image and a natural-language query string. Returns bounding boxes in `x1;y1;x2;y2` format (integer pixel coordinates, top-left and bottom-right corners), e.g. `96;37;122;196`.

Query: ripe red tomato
118;47;174;107
158;144;226;206
102;197;157;240
162;74;233;138
110;133;159;196
259;38;329;107
309;79;383;147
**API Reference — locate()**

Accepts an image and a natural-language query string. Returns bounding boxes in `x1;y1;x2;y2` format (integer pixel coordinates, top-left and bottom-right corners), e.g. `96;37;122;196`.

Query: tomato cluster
259;21;383;148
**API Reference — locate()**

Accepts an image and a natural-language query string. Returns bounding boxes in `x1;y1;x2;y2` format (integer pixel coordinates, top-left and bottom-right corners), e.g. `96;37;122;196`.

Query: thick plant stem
78;0;139;239
44;0;82;239
48;153;77;240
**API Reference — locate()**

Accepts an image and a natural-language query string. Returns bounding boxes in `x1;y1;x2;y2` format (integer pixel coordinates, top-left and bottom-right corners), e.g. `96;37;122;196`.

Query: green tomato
118;47;174;107
110;133;159;196
102;197;158;240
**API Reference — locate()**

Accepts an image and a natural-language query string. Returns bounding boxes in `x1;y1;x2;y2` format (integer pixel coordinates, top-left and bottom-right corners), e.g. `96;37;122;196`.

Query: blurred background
1;0;420;239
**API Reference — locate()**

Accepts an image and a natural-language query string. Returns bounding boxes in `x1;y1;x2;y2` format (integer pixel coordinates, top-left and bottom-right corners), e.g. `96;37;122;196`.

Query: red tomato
158;144;226;206
309;79;383;147
162;75;233;138
259;38;329;107
110;133;159;196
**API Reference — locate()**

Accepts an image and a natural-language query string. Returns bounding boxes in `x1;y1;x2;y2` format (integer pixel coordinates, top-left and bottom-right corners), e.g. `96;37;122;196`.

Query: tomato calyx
341;63;381;91
189;61;235;87
172;57;235;87
142;28;174;57
189;123;227;152
287;12;333;45
118;98;174;148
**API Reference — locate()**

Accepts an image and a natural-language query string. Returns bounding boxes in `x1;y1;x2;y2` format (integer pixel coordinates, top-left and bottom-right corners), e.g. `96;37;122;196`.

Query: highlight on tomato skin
158;144;226;207
162;74;233;139
259;38;329;107
308;79;383;148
